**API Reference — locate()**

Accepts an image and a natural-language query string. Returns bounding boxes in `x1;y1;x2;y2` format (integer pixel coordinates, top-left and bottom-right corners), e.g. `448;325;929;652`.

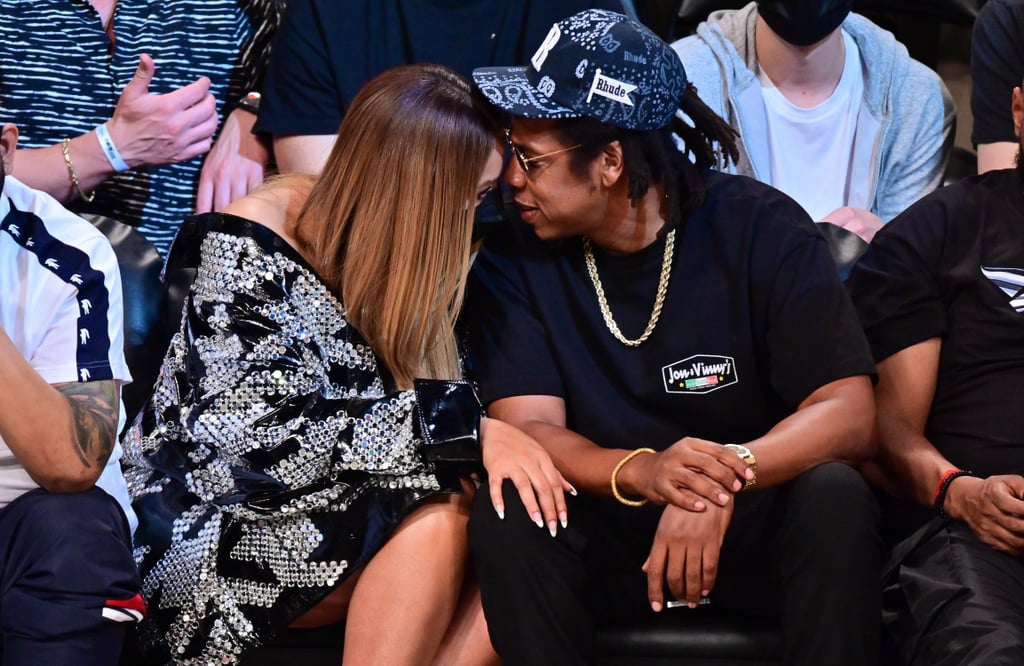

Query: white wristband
95;123;130;173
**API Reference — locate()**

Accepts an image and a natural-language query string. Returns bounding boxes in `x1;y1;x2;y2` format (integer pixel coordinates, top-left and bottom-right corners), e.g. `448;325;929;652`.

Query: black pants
0;487;140;665
470;462;881;666
884;517;1024;665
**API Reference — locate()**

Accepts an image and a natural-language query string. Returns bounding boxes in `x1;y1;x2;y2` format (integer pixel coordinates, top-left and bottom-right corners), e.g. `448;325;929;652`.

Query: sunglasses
504;129;581;176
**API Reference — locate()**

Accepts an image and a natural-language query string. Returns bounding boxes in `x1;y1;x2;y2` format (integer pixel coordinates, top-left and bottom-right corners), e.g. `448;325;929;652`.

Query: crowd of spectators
0;1;1022;664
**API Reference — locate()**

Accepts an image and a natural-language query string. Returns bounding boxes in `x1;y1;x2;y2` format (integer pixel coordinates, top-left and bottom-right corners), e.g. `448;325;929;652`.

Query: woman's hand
480;416;574;537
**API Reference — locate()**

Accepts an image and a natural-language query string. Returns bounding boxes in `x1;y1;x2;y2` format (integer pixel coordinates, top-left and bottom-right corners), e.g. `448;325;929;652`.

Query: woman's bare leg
342;490;473;665
289;570;361;629
434;579;500;666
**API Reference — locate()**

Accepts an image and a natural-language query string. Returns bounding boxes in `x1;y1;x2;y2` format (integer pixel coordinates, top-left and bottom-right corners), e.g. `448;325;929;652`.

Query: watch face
725;444;752;460
724;445;757;489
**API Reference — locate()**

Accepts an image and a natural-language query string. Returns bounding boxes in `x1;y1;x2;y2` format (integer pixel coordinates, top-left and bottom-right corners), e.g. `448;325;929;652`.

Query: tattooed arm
0;327;119;492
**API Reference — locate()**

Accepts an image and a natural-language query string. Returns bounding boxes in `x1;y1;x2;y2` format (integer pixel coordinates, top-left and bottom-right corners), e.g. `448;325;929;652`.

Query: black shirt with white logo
465;172;874;452
848;169;1024;477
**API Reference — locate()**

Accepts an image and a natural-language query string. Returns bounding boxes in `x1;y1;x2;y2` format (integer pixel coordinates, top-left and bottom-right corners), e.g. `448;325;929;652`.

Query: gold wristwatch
724;444;757;490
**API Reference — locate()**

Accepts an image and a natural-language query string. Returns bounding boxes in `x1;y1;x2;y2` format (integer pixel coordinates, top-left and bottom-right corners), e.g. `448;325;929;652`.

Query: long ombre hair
293;65;499;389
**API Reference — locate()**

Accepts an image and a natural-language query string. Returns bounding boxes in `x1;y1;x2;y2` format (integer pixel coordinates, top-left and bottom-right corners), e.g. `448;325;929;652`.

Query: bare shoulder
223;182;288;228
224;175;315;244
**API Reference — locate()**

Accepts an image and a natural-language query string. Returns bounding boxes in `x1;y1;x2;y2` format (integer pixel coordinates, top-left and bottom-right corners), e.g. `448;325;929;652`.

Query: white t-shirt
758;30;865;222
0;175;137;533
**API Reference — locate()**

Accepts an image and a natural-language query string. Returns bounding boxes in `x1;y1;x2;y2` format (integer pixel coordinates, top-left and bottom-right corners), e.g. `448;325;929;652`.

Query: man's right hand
619;437;752;511
945;474;1024;556
106;54;219;169
643;502;733;611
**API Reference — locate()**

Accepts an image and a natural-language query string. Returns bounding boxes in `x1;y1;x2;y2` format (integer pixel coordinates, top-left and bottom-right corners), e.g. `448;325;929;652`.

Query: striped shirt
0;0;281;256
0;174;136;531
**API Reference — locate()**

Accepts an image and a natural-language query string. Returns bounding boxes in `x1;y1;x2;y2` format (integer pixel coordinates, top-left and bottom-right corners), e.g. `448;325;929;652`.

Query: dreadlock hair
555;85;738;233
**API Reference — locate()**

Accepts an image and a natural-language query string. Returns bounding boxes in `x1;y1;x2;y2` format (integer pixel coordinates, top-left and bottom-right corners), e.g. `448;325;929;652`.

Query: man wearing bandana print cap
671;1;954;242
466;9;881;666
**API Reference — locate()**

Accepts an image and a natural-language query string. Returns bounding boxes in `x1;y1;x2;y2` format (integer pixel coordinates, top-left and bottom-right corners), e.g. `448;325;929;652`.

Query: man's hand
819;206;885;243
195;108;269;213
618;437;752;512
643;502;734;611
945;474;1024;556
106;54;219;169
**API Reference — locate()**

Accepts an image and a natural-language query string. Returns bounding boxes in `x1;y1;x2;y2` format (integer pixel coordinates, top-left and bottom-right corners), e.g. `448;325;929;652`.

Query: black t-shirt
465;172;875;451
254;0;622;136
847;169;1024;476
970;0;1024;146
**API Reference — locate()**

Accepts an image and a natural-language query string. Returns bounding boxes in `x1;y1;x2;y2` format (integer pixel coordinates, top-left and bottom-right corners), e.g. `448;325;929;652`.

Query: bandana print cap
473;9;688;131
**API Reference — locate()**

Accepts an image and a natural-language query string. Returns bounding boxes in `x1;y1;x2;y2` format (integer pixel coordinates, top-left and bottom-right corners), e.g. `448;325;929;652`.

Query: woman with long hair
122;64;569;665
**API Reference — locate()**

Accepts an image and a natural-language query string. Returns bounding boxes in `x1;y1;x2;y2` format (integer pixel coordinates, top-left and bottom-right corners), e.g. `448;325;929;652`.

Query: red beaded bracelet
932;469;973;519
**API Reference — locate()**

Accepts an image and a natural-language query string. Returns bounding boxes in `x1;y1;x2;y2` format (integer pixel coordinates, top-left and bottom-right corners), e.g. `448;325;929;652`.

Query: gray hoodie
671;2;955;222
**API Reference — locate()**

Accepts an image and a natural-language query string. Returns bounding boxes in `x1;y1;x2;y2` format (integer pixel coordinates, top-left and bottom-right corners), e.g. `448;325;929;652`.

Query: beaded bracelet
610;447;655;507
933;469;973;519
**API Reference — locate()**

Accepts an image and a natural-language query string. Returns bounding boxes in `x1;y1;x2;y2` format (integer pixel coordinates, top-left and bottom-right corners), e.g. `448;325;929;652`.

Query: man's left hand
195;108;269;213
819;206;884;243
642;501;733;612
945;474;1024;556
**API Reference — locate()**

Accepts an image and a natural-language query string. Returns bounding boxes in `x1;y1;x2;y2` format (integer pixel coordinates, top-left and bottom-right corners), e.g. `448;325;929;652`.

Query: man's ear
598;140;624;188
0;123;19;174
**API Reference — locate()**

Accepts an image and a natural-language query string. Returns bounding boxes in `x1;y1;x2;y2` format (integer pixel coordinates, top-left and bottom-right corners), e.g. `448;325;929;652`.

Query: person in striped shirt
0;0;282;256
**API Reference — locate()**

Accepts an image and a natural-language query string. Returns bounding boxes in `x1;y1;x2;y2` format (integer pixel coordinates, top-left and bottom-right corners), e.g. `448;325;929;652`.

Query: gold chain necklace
582;229;675;347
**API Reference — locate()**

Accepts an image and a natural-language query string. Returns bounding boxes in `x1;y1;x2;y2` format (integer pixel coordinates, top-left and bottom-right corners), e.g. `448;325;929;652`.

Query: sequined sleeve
121;217;489;665
124;227;480;510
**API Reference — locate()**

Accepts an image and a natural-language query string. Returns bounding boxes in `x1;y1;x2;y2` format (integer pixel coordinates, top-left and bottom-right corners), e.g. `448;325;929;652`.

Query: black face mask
757;0;852;47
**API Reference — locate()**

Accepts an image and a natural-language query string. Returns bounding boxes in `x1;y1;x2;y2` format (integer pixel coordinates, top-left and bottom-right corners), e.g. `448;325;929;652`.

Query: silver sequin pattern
122;228;443;663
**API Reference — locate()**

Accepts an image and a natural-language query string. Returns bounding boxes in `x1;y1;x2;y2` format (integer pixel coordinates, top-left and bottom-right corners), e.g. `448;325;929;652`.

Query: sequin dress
122;213;481;664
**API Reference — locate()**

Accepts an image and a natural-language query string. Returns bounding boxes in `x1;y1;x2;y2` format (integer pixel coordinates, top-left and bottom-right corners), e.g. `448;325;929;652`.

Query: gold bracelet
610;447;656;507
61;138;95;203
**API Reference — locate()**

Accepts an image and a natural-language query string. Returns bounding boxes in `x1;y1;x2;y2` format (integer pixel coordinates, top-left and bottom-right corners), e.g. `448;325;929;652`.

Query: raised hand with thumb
106;54;219;168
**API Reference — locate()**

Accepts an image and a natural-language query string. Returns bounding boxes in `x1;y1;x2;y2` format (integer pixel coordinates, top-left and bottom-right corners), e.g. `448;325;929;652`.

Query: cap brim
472;66;580;119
